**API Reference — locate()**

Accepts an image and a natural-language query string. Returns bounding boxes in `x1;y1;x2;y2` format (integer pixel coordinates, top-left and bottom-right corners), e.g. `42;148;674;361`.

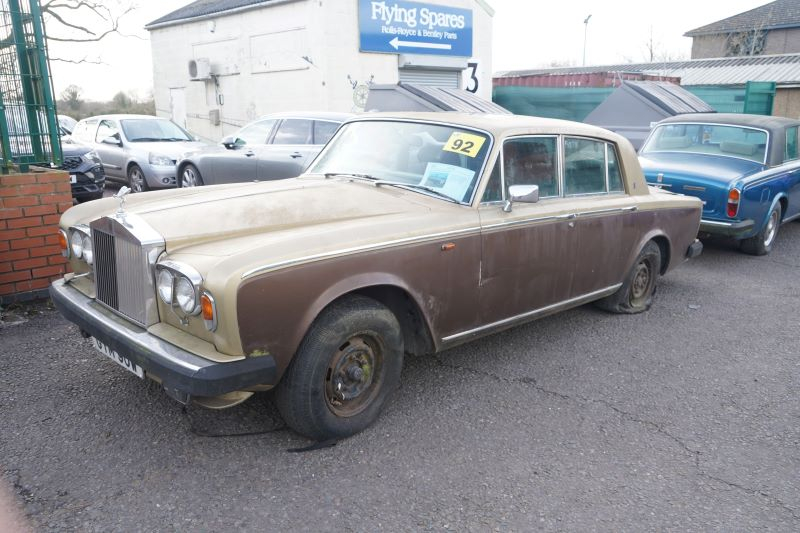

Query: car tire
180;164;204;188
595;241;661;314
127;164;150;193
274;295;404;441
740;203;781;256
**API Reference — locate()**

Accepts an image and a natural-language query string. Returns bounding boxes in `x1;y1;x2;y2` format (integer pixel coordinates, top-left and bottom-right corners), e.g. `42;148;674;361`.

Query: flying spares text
370;0;466;35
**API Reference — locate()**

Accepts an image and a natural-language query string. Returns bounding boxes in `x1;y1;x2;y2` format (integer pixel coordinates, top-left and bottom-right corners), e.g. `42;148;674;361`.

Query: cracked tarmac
1;223;798;531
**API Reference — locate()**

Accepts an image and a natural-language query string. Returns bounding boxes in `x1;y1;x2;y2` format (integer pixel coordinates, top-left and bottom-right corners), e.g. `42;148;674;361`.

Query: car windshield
641;123;768;164
121;119;192;142
308;120;492;204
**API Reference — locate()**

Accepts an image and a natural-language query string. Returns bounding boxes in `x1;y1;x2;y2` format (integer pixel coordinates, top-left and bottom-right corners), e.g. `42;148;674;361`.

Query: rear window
786;126;798;162
642;123;767;164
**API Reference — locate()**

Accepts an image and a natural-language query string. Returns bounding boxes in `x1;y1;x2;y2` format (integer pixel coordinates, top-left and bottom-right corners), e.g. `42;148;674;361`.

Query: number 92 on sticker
443;132;486;158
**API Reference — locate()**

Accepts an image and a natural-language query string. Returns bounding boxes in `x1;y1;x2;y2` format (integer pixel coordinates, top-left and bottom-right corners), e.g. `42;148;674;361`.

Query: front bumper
49;279;277;400
143;162;177;188
699;218;755;238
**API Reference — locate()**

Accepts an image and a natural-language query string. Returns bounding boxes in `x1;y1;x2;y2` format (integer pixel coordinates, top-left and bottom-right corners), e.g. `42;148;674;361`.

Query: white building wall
149;0;493;141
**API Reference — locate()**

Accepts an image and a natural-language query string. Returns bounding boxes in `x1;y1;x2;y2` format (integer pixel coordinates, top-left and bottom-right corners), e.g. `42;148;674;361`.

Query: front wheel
274;295;404;441
180;163;204;188
127;164;150;193
740;203;781;256
595;241;662;314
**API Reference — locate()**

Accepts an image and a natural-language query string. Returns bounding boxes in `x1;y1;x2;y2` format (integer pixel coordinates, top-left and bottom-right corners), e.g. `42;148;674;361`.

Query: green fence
0;0;61;172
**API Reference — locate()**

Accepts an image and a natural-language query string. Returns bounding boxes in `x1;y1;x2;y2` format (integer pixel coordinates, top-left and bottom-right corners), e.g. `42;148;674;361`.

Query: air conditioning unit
188;58;212;81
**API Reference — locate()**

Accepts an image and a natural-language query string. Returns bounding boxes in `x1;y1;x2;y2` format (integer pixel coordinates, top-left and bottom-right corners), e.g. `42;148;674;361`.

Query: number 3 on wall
466;62;479;94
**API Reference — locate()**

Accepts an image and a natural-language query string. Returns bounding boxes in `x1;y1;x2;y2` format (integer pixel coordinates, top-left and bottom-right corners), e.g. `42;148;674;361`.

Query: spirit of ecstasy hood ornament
114;186;131;217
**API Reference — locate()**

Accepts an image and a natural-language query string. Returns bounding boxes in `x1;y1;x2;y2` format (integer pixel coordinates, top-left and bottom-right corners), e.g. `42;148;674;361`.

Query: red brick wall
0;170;73;303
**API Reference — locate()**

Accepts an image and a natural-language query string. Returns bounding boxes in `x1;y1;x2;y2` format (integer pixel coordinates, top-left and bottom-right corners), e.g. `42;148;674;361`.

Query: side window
481;157;502;203
72;121;94;143
503;137;558;198
607;145;625;193
564;137;607;195
785;126;798;162
313;121;340;145
94;120;118;143
273;119;312;145
236;119;276;146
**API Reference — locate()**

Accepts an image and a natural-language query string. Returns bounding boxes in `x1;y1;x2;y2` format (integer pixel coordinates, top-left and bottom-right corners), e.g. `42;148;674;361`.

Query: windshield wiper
164;137;190;142
129;137;163;142
323;172;378;181
373;180;459;204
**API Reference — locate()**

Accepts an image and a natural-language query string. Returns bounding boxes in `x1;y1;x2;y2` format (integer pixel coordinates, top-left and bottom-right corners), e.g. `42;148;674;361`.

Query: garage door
398;69;460;88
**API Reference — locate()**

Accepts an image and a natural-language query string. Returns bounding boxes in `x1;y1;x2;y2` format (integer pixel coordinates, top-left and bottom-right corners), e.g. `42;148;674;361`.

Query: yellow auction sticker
443;132;486;158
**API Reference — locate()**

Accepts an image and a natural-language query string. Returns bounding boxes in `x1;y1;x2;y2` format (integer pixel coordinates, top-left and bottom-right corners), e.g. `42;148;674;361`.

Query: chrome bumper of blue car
699;218;755;238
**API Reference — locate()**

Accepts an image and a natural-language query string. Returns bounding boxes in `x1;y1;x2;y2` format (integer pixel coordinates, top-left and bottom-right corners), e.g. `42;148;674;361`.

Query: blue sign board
358;0;473;57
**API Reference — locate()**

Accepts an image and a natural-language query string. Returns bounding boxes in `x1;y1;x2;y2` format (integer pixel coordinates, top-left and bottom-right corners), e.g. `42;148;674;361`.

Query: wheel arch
302;276;437;358
631;230;672;276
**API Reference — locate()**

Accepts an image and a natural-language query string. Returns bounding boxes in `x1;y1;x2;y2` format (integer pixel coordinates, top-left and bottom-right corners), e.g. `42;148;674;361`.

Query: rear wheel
180;164;204;187
595;241;661;314
274;295;404;441
740;203;781;256
127;164;149;192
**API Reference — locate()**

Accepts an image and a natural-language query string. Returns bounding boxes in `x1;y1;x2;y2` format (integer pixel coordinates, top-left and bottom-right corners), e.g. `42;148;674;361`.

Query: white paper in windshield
420;163;475;201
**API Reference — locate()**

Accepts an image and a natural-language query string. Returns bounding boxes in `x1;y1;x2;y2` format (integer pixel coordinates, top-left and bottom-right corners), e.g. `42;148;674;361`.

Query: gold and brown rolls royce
50;112;703;440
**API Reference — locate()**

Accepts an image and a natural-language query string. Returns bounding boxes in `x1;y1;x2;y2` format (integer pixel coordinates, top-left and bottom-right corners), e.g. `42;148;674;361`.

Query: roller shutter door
398;69;460;88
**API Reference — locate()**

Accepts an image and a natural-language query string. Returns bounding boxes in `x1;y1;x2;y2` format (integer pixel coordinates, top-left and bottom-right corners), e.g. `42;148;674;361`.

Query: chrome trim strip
700;219;736;227
683;185;706;192
442;283;623;343
575;206;638;217
241;226;483;279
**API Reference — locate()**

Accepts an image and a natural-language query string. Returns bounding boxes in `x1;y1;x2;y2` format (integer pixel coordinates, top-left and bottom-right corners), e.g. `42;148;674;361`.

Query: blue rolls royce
639;113;800;255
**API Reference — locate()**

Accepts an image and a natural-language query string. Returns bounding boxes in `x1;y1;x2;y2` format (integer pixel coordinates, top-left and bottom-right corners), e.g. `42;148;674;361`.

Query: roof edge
145;0;302;30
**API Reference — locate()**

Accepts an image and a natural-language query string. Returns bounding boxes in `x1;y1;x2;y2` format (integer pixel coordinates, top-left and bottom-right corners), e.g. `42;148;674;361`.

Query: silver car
70;114;210;192
176;111;351;187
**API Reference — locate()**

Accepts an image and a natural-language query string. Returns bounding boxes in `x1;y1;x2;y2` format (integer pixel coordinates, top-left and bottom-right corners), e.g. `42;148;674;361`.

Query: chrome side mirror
221;135;241;149
101;135;121;147
503;184;539;212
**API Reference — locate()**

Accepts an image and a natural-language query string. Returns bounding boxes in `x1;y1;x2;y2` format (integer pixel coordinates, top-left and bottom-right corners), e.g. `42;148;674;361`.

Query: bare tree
41;0;137;64
60;84;82;110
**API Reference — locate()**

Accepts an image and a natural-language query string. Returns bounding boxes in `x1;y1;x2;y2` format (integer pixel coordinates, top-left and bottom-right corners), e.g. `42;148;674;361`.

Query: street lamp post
583;14;592;66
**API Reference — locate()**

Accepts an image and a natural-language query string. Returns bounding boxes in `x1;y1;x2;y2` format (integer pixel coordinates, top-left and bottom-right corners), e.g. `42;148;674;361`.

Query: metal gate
0;0;61;172
398;69;460;89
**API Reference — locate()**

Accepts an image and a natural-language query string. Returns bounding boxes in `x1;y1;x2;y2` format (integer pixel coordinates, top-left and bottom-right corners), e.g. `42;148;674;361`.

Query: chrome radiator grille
91;215;164;327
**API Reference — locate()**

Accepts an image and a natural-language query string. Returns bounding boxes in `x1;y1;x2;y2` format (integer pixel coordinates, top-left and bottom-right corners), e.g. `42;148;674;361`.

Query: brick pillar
0;169;73;304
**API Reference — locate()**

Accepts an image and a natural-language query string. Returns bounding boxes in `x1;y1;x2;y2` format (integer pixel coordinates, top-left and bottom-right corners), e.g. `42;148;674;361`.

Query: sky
46;0;771;102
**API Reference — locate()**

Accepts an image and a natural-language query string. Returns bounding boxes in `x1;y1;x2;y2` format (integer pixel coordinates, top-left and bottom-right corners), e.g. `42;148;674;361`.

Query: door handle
290;152;302;159
245;150;255;157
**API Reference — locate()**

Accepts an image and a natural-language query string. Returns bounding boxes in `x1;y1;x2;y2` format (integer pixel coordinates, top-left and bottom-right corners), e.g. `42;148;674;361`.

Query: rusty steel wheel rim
630;258;654;305
324;334;384;418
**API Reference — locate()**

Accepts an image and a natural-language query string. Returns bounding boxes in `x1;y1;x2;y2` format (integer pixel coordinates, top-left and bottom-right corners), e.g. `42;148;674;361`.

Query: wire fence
0;0;60;172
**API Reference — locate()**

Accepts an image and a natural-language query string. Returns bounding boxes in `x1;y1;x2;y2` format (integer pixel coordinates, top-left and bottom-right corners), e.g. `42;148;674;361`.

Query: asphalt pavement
1;222;799;532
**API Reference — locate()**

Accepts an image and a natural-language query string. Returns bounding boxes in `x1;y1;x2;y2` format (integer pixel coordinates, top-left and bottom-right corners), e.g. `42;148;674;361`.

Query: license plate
70;174;77;183
92;337;144;379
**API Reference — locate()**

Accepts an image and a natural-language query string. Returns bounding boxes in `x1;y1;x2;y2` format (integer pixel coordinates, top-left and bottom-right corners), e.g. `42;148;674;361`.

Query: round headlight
70;230;83;259
82;234;93;264
157;269;174;304
175;276;197;314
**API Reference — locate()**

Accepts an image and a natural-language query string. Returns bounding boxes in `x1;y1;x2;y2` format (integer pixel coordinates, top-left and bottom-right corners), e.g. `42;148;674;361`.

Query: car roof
255;111;354;122
344;111;622;140
76;114;170;122
658;113;800;132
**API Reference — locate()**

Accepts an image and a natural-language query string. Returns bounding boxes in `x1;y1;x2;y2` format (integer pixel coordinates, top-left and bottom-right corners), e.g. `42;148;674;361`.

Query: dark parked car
639;113;800;255
177;111;351;187
59;136;105;202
